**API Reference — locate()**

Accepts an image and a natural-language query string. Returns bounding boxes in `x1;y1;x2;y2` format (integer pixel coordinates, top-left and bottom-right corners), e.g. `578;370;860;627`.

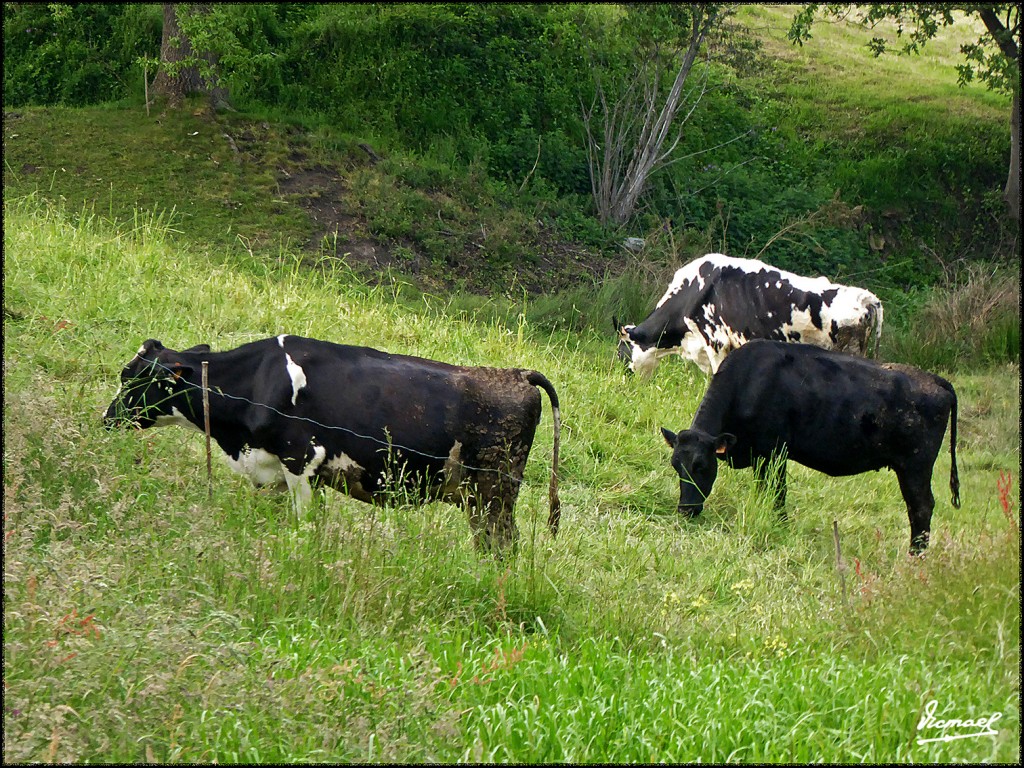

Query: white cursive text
916;699;1002;745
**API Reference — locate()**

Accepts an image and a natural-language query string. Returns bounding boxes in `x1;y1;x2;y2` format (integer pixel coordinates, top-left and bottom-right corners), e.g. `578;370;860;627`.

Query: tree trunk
152;3;229;110
1007;87;1020;222
583;7;720;227
978;7;1020;222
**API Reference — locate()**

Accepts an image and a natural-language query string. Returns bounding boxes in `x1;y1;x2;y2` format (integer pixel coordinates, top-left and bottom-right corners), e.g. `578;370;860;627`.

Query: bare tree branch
582;5;729;226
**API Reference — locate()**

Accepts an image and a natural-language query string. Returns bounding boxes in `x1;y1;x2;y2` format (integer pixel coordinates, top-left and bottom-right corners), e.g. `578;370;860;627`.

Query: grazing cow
104;335;561;552
659;340;960;554
615;253;883;375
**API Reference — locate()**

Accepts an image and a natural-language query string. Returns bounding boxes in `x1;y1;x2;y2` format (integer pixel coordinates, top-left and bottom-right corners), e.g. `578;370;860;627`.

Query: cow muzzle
103;400;142;430
678;503;704;518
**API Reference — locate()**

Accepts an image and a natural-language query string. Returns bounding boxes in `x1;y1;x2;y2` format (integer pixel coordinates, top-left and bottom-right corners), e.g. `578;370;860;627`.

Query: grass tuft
4;178;1019;761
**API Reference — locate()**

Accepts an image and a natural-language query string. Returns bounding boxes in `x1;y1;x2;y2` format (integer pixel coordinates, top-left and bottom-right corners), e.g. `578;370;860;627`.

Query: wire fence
111;355;560;488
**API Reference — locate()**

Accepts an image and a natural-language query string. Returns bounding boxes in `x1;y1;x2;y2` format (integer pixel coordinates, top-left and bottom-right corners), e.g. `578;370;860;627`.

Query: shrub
3;4;160;106
884;263;1021;370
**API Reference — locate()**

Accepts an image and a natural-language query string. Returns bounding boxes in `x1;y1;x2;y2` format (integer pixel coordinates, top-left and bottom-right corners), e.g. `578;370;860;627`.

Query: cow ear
661;427;678;447
181;343;212;354
612;315;619;333
714;433;737;457
167;360;194;381
137;339;164;357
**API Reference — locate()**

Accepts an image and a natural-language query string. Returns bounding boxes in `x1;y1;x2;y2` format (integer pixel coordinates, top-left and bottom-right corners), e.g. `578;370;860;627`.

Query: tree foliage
582;4;727;225
789;3;1020;221
2;2;160;105
2;3;1016;276
790;3;1020;94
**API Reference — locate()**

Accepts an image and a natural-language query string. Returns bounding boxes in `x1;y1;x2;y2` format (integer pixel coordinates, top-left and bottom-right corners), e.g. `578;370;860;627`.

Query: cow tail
527;371;561;537
860;297;884;358
871;300;883;359
945;380;961;509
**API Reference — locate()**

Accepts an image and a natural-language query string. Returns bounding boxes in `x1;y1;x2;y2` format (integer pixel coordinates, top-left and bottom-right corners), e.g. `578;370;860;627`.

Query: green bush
883;263;1021;370
3;4;160;106
271;4;596;193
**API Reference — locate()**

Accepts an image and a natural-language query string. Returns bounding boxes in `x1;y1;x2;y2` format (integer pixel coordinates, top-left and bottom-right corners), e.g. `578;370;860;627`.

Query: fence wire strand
113;356;558;487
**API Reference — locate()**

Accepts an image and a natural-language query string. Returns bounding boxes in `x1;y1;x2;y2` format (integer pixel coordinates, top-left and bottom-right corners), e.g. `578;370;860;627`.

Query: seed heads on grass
997;471;1017;533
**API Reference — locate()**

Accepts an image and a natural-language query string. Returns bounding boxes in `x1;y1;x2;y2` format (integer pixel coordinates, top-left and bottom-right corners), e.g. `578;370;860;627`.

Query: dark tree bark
978;7;1020;222
152;3;229;110
1007;87;1021;222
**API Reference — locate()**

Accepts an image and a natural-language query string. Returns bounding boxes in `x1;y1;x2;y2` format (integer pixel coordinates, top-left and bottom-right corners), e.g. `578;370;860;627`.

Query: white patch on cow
226;446;288;488
154;406;198;430
283;443;327;510
823;286;875;326
682;317;717;374
277;334;288;348
326;452;362;473
223;442;328;511
630;344;665;377
779;306;823;345
284;353;307;406
621;328;660;377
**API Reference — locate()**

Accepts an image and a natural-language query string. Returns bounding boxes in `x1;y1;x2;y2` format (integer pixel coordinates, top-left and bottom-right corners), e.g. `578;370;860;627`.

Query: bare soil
225;120;622;296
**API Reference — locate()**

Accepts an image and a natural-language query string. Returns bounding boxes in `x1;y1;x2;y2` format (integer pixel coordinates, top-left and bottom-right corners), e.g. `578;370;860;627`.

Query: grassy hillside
3;5;1016;303
3;5;1020;762
3;195;1019;762
727;6;1011;267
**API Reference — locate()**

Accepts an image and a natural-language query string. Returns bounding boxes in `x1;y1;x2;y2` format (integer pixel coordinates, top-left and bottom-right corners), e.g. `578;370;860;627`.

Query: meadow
3;195;1019;762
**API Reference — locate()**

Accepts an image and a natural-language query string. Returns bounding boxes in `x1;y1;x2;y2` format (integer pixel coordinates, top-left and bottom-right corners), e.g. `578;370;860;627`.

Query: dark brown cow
105;335;560;552
660;340;959;553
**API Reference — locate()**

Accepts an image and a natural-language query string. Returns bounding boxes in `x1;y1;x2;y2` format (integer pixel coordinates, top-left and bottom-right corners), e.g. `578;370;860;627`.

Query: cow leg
465;496;519;554
755;455;788;517
284;471;313;513
282;443;328;516
896;469;935;555
464;468;521;556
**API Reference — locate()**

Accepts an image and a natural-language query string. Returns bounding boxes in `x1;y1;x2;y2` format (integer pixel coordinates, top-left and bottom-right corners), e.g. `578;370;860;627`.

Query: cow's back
700;340;954;476
282;340;541;460
692;258;875;351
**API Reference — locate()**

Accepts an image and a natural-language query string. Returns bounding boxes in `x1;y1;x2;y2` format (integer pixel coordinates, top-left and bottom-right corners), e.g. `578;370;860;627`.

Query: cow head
613;317;634;367
614;318;660;377
103;340;204;429
661;427;736;515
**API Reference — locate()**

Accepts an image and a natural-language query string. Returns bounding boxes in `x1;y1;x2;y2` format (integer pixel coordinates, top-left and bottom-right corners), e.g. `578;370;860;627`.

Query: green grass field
3;4;1020;762
3;196;1019;762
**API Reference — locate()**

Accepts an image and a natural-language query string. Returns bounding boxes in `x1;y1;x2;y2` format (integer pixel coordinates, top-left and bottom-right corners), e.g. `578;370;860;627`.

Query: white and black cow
660;340;960;554
616;253;883;375
104;335;561;552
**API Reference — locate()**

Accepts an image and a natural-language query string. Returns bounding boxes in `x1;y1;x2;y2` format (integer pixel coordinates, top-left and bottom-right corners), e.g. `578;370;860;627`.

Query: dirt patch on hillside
222;119;622;295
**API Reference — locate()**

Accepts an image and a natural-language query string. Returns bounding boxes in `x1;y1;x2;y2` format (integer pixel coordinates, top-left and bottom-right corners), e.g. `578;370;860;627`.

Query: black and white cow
616;253;883;375
660;340;960;554
104;335;561;552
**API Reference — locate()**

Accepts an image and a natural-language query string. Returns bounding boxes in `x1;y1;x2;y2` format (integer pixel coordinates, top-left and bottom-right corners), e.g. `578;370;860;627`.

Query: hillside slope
2;5;1013;300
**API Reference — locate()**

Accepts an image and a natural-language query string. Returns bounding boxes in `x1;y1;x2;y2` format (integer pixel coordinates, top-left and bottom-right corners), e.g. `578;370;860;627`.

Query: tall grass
3;196;1020;762
883;263;1021;370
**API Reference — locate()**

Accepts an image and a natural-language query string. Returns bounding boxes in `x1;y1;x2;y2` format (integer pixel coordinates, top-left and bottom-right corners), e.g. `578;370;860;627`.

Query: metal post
202;361;212;501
